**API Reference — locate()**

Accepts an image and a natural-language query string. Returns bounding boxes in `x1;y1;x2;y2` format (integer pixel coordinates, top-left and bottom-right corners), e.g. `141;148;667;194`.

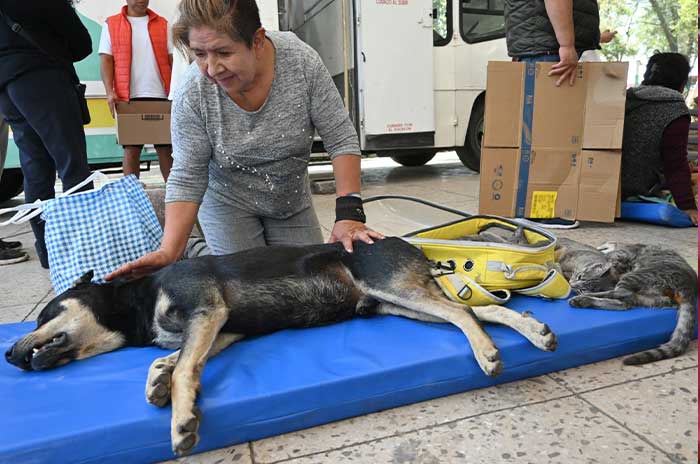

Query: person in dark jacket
0;0;93;268
504;0;600;86
621;52;697;225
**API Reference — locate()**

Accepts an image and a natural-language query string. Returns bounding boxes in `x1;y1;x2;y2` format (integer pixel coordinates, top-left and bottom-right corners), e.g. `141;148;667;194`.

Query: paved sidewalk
0;152;696;464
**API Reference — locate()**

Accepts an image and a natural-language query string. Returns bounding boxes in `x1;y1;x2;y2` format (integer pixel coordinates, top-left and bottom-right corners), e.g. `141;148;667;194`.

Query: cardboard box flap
479;147;521;217
531;63;586;149
577;150;622;222
582;62;629;149
483;62;525;148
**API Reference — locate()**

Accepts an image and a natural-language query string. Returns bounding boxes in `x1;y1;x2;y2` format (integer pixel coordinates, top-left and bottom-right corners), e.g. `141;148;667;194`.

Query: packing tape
515;61;536;217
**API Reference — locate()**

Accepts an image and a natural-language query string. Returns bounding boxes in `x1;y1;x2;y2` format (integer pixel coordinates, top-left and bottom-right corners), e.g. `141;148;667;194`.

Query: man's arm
53;2;92;61
543;0;578;86
100;54;118;117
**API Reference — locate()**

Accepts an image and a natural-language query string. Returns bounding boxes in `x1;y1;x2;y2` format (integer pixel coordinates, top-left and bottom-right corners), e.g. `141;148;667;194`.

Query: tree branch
648;0;678;51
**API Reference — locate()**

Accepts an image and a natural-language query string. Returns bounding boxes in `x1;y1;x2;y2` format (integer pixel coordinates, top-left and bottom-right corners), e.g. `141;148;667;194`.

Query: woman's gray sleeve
165;94;212;204
309;55;361;159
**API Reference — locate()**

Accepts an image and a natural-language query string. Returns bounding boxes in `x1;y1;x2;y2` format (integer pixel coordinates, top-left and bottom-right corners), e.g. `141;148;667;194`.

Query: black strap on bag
0;8;91;124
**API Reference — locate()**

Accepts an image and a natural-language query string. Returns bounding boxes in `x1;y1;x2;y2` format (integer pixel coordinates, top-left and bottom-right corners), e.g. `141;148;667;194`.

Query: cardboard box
577;150;622;222
479;61;628;223
115;101;172;145
479;147;581;220
483;61;628;150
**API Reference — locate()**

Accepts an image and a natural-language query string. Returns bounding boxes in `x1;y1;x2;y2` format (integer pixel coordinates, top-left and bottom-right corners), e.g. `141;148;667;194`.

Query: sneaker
0;238;22;250
0;248;29;265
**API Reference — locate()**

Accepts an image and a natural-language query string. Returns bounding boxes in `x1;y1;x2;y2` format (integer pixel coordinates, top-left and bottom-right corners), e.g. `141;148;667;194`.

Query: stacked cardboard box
479;61;628;222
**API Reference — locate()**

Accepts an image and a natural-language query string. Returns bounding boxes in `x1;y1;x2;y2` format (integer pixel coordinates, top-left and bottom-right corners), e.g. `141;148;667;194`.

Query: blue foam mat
0;295;694;464
620;201;694;227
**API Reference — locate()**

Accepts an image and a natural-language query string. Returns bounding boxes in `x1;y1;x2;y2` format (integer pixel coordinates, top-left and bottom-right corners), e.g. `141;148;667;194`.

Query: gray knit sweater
165;31;360;219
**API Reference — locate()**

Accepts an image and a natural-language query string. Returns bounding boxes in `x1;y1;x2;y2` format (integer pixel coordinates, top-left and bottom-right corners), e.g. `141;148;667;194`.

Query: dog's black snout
4;346;14;362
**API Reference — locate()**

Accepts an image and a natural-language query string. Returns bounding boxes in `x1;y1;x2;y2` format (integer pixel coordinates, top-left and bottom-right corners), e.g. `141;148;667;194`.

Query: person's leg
0;68;93;267
197;192;267;255
263;204;324;247
123;145;143;178
0;116;7;181
154;144;173;181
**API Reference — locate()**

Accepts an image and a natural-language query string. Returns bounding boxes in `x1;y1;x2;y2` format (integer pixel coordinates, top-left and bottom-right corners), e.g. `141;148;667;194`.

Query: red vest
106;6;172;101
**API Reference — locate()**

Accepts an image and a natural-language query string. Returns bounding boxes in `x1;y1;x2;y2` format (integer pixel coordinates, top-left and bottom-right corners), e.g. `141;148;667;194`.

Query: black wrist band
335;195;366;223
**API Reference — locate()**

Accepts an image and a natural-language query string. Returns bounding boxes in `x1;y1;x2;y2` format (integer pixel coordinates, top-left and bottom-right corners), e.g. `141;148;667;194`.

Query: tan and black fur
5;238;556;456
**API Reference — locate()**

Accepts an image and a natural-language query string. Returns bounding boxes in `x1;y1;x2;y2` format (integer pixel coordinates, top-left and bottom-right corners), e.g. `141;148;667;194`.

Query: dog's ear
73;271;94;287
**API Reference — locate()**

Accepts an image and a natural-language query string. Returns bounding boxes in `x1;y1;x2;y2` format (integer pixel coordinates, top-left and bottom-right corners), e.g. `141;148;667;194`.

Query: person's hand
600;29;617;44
328;220;385;252
105;248;179;281
683;209;698;226
549;45;579;86
106;91;120;118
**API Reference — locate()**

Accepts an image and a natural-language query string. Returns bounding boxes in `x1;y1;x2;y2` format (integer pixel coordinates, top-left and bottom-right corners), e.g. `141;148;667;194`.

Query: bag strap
0;172;109;226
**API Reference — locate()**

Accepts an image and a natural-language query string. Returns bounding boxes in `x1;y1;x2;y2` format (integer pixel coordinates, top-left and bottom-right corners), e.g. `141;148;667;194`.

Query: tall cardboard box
479;61;628;222
115;101;172;146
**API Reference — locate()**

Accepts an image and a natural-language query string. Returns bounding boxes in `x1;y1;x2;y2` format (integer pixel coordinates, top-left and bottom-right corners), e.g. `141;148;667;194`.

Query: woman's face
189;26;263;95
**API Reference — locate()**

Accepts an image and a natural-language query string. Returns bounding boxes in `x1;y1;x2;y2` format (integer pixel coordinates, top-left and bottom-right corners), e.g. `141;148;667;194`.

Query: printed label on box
530;191;558;218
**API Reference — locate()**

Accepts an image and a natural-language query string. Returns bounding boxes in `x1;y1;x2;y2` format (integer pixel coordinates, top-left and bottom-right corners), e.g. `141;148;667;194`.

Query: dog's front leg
170;306;229;456
471;305;557;351
146;332;244;408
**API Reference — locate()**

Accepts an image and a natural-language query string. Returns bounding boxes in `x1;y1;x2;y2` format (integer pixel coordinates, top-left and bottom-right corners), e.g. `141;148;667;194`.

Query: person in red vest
99;0;174;181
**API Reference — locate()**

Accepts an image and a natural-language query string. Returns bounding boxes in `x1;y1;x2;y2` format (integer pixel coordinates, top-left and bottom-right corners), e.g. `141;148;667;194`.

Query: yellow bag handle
514;269;571;300
433;273;511;306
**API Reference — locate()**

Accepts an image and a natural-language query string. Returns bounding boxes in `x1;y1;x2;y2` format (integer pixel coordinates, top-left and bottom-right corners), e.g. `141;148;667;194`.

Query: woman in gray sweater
109;0;381;280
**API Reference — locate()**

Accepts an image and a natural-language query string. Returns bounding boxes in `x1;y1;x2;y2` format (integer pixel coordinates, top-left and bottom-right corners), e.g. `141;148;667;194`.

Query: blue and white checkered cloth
42;175;163;295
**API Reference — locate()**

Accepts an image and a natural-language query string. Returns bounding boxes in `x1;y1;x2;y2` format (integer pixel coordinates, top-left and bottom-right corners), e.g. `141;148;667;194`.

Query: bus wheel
389;152;436;167
0;169;24;203
456;97;484;172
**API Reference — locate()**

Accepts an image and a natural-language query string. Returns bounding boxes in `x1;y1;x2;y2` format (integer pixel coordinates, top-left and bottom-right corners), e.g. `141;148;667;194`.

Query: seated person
621;52;697;225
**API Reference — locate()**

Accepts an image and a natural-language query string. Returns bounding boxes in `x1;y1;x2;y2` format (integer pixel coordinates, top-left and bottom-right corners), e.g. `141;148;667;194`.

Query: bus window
433;0;452;46
460;0;505;44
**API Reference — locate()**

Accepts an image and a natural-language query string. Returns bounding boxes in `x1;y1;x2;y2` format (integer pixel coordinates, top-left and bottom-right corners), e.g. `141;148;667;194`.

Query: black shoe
0;238;22;250
0;248;29;265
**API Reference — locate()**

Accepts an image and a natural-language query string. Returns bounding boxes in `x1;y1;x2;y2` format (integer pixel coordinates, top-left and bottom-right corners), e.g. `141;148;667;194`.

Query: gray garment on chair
166;31;360;220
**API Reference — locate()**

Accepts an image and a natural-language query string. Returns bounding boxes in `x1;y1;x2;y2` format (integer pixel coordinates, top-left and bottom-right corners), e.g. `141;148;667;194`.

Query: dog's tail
623;293;696;366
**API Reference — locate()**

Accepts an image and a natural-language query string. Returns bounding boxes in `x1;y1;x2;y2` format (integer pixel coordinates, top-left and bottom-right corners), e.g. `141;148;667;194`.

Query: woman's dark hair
641;52;691;92
173;0;262;51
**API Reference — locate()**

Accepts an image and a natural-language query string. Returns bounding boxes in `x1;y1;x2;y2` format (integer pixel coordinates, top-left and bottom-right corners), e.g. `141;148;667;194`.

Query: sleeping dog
5;237;556;455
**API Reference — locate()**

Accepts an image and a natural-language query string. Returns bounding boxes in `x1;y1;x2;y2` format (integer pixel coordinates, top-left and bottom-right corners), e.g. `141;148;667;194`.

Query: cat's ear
587;261;612;278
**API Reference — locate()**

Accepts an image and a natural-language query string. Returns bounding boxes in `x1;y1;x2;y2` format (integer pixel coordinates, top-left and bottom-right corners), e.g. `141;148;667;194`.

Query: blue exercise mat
620;201;694;227
0;295;693;464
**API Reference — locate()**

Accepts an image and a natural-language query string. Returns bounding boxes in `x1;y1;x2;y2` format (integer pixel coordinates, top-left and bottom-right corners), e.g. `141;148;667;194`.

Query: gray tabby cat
556;238;697;365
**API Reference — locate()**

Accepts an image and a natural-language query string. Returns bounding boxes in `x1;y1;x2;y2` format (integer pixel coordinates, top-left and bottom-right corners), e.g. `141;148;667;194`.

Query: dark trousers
0;67;91;267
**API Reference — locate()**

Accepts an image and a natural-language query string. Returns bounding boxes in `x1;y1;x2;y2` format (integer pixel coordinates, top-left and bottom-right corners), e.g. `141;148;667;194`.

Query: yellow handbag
403;215;571;306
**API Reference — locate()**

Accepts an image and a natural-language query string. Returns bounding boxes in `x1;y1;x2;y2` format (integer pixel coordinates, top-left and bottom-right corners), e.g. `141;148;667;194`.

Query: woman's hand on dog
329;220;385;252
106;249;179;281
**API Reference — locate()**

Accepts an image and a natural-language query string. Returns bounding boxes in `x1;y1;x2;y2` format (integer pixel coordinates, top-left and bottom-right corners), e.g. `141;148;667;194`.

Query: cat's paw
568;295;593;308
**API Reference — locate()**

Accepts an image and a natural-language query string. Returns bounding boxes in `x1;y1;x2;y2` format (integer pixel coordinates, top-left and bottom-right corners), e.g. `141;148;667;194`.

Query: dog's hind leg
170;303;230;456
146;332;244;408
364;282;502;377
377;303;446;323
471;305;557;351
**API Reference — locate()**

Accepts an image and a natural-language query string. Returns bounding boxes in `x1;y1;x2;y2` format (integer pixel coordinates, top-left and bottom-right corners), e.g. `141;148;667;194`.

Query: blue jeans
515;54;561;63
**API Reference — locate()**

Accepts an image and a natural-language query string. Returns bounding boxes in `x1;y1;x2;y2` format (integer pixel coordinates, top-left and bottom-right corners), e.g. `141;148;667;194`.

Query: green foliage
599;0;696;64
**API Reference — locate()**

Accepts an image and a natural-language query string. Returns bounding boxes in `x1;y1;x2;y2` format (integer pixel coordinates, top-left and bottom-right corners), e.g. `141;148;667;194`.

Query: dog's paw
171;407;201;456
476;347;503;377
568;295;592;308
146;359;176;407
